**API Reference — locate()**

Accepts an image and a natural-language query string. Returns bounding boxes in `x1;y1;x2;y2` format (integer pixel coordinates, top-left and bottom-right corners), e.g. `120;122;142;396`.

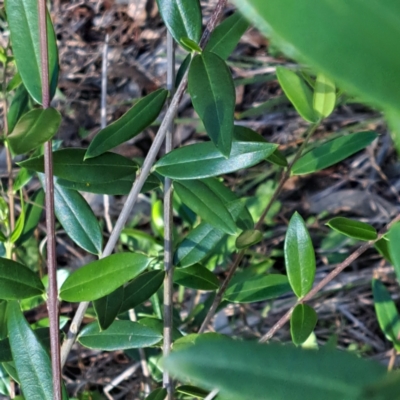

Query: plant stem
60;0;228;367
199;123;319;333
38;1;61;398
163;30;175;400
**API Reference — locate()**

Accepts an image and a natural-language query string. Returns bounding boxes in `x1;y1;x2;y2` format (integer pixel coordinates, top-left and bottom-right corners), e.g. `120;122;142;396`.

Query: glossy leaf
313;73;336;119
9;194;25;244
138;317;182;342
181;37;202;53
372;279;400;351
326;217;377;241
293;131;378;175
284;212;315;298
188;51;235;157
93;286;124;331
155;141;277;179
174;222;225;268
119;270;165;313
0;258;44;300
7;301;54;400
174;264;219;291
6;0;58;103
20;149;137;184
8;108;61;155
7;84;29;133
224;274;290;303
60;253;150;302
232;0;400;117
156;0;202;46
290;304;318;346
235;230;262;249
174;180;237;235
145;388;167;400
374;238;393;264
86;89;168;158
164;339;386;400
276;67;317;123
78;320;162;350
388;223;400;281
175;54;191;88
205;13;249;60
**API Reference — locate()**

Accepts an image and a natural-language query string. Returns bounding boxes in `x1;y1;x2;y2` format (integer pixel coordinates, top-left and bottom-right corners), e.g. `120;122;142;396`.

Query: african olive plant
1;0;400;399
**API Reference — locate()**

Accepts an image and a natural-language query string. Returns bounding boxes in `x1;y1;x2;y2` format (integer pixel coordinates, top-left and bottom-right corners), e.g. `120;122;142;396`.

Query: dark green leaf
7;84;29;133
5;0;58;103
7;301;54;400
188;52;235;156
224;274;290;303
0;258;44;300
176;386;208;399
276;67;317;123
155;141;277;179
164;339;386;400
175;54;191;88
313;73;336;119
173;332;227;352
8;108;61;155
174;264;219;291
93;286;124;331
60;253;150;302
145;388;167;400
235;230;262;249
174;180;237;235
156;0;202;46
290;304;318;346
326;217;377;241
388;223;400;281
205;13;249;60
86;89;168;158
20;149;137;184
0;337;12;362
0;300;7;339
374;238;393;264
119;270;165;314
362;372;400;400
138;318;182;342
292;131;378;175
174;222;225;268
284;212;315;298
78;320;162;350
372;279;400;350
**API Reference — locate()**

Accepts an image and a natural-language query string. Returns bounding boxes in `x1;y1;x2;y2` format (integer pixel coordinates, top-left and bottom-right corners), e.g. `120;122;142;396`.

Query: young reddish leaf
326;217;377;241
290;304;318;346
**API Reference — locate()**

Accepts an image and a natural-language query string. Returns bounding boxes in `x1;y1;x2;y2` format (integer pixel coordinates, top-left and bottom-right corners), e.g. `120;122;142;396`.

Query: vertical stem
163;31;175;400
38;1;62;399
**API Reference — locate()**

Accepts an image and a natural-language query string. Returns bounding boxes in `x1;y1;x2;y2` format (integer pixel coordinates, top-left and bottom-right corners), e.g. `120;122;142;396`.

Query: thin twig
38;0;61;398
199;123;319;333
60;0;228;367
163;31;175;400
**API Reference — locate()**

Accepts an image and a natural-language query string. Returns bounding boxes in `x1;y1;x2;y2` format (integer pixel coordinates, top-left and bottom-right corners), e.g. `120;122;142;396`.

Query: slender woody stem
38;0;62;398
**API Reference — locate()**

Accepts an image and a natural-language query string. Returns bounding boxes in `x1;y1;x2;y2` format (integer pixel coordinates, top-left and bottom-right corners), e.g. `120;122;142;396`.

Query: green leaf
174;222;225;268
156;0;202;46
0;337;12;362
174;264;219;291
173;333;228;352
20;149;137;184
8;108;61;155
180;37;202;53
145;388;167;400
290;304;318;346
175;54;191;88
174;180;237;235
284;212;315;298
164;339;386;400
138;317;182;342
0;258;45;300
374;238;393;264
7;301;54;400
78;320;162;350
119;270;165;314
326;217;377;241
276;67;317;123
313;73;336;119
372;279;400;351
205;13;249;60
388;223;400;281
85;89;168;158
176;385;209;399
232;0;400;118
155;141;277;179
188;51;235;157
7;84;29;133
292;131;378;175
0;301;7;339
93;285;124;331
60;253;150;302
235;230;262;250
9;193;25;244
5;0;58;104
224;274;290;303
13;168;34;192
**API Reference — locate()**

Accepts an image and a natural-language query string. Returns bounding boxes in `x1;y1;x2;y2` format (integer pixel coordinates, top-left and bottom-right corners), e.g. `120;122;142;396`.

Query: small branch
38;0;61;398
163;31;175;400
199;123;319;333
259;213;400;343
60;0;228;367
